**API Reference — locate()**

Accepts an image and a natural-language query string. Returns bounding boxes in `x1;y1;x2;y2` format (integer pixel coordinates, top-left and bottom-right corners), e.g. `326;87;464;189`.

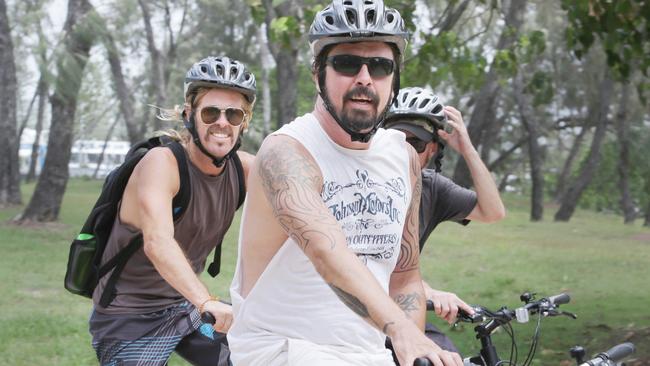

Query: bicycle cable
522;311;543;366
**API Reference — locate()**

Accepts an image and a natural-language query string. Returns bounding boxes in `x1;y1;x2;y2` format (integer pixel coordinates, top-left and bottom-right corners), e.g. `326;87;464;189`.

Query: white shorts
230;336;395;366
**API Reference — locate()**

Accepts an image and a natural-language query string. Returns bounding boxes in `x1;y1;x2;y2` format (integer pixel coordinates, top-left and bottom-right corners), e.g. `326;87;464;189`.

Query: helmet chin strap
183;112;241;168
317;64;397;143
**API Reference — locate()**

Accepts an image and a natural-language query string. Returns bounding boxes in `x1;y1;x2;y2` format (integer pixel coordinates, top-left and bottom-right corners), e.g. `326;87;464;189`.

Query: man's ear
183;103;191;119
312;72;321;93
428;141;438;154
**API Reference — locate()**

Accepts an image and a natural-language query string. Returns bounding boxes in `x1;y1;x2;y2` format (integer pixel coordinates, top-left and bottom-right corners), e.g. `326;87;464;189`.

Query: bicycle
414;291;576;366
569;342;636;366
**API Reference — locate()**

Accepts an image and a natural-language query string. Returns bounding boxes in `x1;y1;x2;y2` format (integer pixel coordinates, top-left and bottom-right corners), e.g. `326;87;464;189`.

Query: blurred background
0;0;648;364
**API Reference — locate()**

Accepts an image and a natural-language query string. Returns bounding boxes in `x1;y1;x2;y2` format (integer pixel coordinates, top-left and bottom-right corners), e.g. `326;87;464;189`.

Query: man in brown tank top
88;56;256;366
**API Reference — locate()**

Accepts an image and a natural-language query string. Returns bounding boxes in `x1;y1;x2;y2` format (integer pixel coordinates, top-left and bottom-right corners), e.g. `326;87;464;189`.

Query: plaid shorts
89;302;204;366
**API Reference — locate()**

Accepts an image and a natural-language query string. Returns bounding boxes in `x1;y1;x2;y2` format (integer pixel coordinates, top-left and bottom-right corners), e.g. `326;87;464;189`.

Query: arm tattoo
257;138;339;251
394;292;421;315
329;283;370;319
395;147;422;273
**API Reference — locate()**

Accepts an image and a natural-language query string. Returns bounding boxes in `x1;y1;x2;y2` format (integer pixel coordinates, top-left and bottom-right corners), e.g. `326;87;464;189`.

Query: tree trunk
0;0;21;205
138;0;167;132
554;74;613;222
452;0;527;187
26;78;48;183
487;136;527;172
262;0;301;126
18;0;95;222
93;114;120;179
554;125;588;202
17;82;39;142
258;25;272;136
615;82;635;224
102;27;140;144
514;73;544;221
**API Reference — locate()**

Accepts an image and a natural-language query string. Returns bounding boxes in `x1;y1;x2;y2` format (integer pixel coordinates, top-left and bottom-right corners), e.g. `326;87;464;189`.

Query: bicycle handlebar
579;342;635;366
548;292;571;306
414;357;432;366
201;312;216;325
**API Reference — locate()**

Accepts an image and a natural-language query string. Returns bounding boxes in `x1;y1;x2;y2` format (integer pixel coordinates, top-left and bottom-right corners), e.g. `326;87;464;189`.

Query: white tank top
229;113;411;365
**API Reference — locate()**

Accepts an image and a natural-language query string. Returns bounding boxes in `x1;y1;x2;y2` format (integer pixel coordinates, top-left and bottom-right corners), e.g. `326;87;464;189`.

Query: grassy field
0;179;648;365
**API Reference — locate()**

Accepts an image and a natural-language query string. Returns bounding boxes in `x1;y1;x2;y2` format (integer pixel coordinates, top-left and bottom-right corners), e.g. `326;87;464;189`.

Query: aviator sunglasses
198;106;247;126
326;54;395;78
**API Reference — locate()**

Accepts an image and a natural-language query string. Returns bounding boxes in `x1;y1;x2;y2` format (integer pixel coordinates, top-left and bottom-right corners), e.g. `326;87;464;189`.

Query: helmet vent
408;98;417;108
345;10;356;25
325;15;334;25
432;104;443;113
216;65;224;77
244;73;251;81
367;10;375;23
343;0;352;5
419;99;430;109
230;66;238;78
200;65;208;73
387;13;394;23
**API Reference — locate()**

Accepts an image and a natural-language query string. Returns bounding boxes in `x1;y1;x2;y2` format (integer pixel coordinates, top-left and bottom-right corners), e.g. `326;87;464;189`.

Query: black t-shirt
419;168;477;252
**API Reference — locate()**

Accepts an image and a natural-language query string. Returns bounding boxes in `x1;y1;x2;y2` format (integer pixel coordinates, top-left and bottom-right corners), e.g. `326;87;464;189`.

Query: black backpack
64;136;245;307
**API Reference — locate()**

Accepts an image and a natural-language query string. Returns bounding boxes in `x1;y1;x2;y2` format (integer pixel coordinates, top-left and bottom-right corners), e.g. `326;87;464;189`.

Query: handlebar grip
201;312;216;325
602;342;635;362
548;293;571;306
426;300;434;311
414;358;432;366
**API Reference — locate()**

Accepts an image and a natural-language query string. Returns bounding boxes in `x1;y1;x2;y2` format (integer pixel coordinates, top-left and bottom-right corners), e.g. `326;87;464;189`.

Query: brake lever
560;310;577;319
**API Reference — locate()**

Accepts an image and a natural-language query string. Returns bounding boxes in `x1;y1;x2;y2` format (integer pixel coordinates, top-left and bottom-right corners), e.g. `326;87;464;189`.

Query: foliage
561;0;650;80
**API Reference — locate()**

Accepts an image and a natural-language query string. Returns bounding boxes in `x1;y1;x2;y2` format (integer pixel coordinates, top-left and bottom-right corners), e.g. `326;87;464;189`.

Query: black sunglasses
406;137;428;153
326;55;395;78
198;106;247;126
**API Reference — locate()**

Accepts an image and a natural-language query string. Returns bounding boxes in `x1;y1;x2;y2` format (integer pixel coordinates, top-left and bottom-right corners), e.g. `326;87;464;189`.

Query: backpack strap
97;139;191;307
98;235;143;307
232;152;246;210
206;152;246;278
167;140;191;219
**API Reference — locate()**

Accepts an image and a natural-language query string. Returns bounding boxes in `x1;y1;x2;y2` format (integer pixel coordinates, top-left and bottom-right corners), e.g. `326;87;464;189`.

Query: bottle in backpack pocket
64;233;97;297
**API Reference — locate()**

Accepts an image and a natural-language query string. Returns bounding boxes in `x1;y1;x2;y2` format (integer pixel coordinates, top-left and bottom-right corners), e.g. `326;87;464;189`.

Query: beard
338;86;381;133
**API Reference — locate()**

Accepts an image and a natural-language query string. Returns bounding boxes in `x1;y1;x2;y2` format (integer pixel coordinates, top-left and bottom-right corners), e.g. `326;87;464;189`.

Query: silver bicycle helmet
384;87;448;140
309;0;409;59
184;56;256;103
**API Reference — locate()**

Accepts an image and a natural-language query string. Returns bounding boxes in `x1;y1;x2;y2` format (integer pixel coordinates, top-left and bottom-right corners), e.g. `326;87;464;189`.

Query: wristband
198;295;219;313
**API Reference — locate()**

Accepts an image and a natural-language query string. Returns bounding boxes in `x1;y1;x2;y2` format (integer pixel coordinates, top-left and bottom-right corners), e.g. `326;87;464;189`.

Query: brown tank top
92;147;240;314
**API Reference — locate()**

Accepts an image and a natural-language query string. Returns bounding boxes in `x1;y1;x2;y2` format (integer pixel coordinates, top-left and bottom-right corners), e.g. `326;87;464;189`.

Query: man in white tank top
229;1;463;365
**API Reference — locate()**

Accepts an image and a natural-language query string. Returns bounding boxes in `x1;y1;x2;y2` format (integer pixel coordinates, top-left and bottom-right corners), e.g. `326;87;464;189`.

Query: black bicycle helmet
309;0;410;143
183;56;256;168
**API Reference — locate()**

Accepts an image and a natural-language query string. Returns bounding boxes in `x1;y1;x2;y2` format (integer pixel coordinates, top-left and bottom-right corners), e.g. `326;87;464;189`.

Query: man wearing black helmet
229;1;462;366
384;87;506;353
88;56;256;366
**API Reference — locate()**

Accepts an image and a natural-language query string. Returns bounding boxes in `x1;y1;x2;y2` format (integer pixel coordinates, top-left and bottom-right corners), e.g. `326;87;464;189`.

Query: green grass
0;181;648;365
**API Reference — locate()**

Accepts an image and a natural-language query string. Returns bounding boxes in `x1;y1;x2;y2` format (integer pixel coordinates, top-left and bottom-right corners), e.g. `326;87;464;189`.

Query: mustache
207;125;232;135
343;86;379;107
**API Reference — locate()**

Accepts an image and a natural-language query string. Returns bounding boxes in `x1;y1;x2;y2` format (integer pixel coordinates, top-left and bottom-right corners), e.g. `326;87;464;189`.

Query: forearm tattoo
394;148;422;273
257;138;339;251
329;283;370;319
394;292;422;316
